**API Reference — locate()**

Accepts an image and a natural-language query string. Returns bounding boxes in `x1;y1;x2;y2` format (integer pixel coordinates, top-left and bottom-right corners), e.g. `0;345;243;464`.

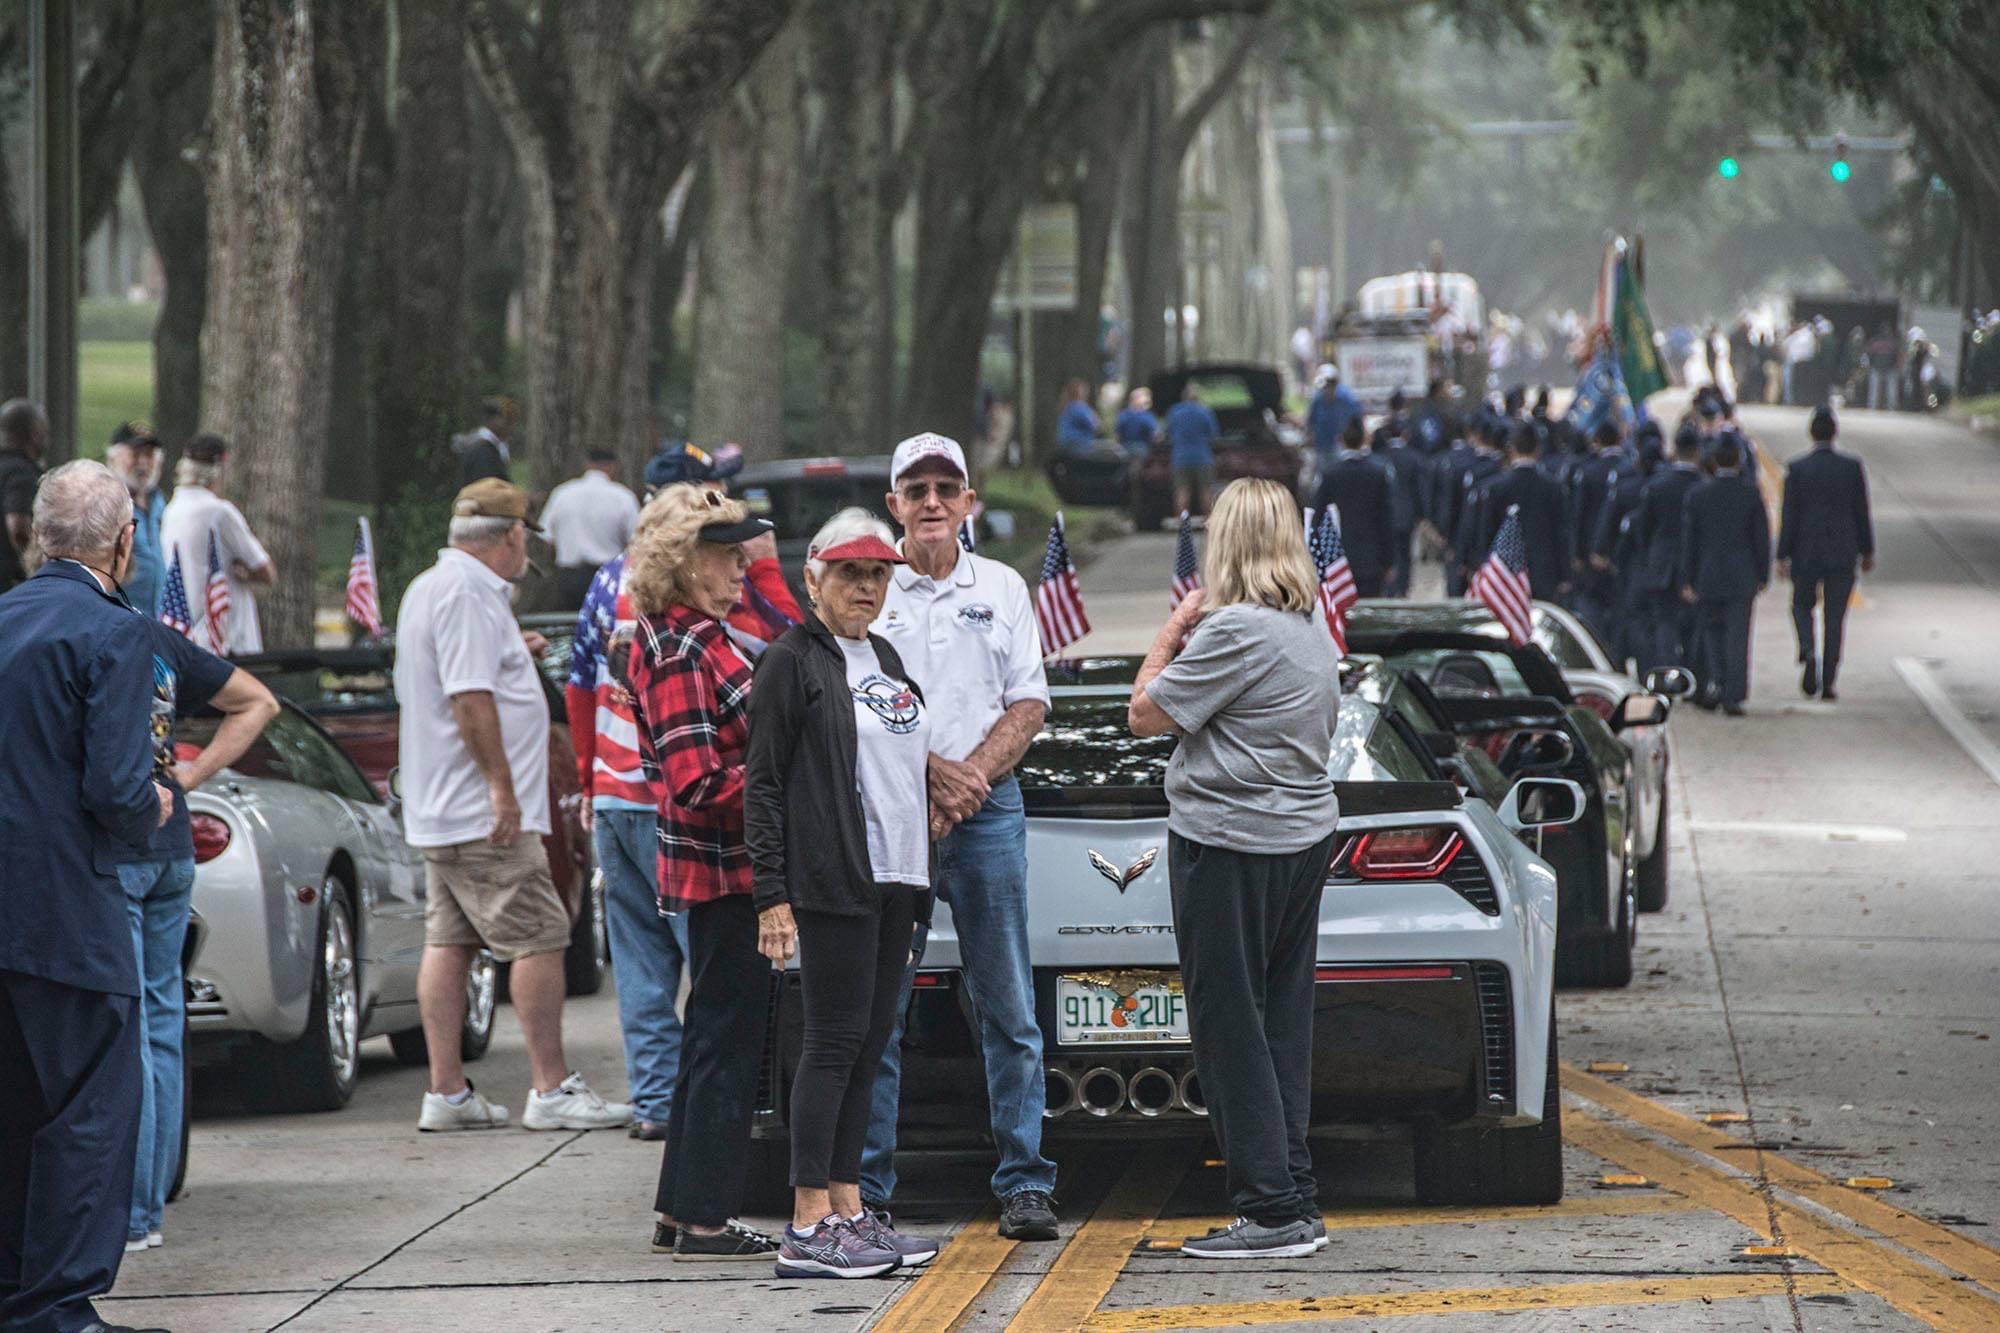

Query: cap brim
699;517;775;544
814;536;906;564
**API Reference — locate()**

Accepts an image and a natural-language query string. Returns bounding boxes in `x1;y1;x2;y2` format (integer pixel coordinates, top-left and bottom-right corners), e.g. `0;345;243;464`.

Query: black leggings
789;888;917;1190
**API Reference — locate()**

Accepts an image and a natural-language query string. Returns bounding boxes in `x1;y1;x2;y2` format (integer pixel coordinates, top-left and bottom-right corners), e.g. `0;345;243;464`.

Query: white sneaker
522;1073;634;1131
146;1230;163;1248
418;1083;510;1131
124;1237;149;1254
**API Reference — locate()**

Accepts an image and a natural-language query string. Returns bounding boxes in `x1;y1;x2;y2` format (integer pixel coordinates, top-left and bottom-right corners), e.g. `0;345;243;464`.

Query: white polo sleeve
434;591;501;697
219;501;271;571
997;565;1051;710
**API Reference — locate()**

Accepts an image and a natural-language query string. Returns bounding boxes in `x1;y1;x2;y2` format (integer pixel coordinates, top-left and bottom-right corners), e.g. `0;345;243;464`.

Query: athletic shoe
853;1208;939;1266
1801;660;1819;697
1723;703;1747;717
774;1216;902;1278
521;1073;633;1131
1306;1216;1328;1250
1180;1216;1317;1260
999;1188;1059;1240
650;1221;677;1254
124;1237;150;1254
146;1230;163;1248
418;1082;509;1132
629;1118;668;1141
674;1220;780;1261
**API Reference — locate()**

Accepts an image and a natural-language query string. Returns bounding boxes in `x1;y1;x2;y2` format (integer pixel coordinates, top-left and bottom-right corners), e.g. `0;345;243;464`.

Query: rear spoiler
1023;779;1460;822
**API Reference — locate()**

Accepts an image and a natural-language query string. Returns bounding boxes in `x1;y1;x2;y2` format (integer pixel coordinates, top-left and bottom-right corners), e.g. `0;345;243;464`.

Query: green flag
1613;255;1667;404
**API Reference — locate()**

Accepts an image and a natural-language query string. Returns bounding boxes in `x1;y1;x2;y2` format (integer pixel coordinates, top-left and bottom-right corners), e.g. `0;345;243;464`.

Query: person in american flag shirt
564;459;800;1145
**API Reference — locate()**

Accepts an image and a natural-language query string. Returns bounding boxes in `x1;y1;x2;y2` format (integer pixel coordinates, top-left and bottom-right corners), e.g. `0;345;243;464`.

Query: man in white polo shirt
539;448;640;609
395;478;630;1134
858;433;1059;1241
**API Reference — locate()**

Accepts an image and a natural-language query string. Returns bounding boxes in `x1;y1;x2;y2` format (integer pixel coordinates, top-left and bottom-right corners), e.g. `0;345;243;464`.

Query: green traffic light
1829;158;1852;183
1718;156;1741;180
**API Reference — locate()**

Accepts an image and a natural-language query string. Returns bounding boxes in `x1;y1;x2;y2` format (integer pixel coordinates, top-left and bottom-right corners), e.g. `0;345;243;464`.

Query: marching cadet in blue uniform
1444;416;1504;596
1635;425;1707;674
1567;420;1626;644
1693;389;1759;486
1468;423;1571;600
1372;394;1423;597
1679;436;1771;715
1590;423;1662;667
1313;417;1398;598
1778;406;1874;701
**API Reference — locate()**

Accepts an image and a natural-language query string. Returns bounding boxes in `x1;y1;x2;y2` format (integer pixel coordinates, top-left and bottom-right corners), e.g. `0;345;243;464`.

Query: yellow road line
1077;1272;1849;1330
1147;1191;1696;1244
1564;1064;2000;1294
872;1201;1012;1333
1005;1146;1190;1333
1567;1111;2000;1329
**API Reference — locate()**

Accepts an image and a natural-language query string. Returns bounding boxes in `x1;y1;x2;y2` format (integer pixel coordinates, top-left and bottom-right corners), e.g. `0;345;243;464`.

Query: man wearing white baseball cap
856;433;1059;1241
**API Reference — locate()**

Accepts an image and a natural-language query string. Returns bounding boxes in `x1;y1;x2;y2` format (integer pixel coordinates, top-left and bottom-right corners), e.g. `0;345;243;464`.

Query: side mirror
1498;777;1587;832
1644;667;1696;698
1614;693;1670;731
1496;727;1574;775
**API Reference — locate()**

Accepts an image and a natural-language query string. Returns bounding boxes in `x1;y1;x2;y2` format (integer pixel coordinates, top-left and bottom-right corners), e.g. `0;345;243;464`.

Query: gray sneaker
774;1216;902;1278
1307;1215;1328;1250
853;1208;939;1267
1180;1216;1317;1260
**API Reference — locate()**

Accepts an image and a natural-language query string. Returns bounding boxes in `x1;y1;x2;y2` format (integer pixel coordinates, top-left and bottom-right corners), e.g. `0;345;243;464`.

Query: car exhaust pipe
1178;1069;1208;1117
1077;1067;1126;1118
1128;1066;1178;1118
1044;1067;1079;1119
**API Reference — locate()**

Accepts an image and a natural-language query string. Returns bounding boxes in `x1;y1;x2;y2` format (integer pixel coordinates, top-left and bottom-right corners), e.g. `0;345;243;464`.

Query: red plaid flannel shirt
624;604;754;910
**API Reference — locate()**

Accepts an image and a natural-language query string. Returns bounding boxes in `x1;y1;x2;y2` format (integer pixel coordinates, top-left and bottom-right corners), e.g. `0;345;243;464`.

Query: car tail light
1575;691;1617;722
910;972;947;989
191;813;231;864
1315;964;1456;982
1344;828;1464;880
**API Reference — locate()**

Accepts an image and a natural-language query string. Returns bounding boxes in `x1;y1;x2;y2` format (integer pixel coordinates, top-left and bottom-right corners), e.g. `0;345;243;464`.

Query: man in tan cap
392;481;633;1133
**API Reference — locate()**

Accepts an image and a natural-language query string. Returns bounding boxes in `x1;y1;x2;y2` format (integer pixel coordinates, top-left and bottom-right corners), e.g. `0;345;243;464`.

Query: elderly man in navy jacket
1778;407;1874;701
0;461;173;1333
1680;437;1772;716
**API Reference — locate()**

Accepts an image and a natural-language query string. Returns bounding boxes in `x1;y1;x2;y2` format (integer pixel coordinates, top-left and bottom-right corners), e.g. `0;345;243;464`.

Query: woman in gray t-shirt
1129;477;1341;1260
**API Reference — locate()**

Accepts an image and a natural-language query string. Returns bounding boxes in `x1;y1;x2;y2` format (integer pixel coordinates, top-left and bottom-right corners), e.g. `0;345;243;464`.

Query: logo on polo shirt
853;675;922;734
956;603;996;632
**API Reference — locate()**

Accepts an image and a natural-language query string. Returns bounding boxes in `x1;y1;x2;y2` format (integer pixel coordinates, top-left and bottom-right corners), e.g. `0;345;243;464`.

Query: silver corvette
180;700;494;1112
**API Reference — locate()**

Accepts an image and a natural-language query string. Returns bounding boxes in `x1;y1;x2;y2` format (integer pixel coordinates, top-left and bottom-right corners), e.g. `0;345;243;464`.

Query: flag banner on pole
159;545;193;636
204;531;231;655
1170;511;1201;609
1613;248;1668;405
1470;505;1533;646
346;516;384;637
1566;343;1634;435
1309;505;1358;653
1034;513;1090;656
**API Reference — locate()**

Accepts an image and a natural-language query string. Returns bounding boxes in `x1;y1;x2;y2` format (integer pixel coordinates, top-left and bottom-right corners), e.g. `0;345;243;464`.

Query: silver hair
32;460;134;560
805;507;897;582
175;456;222;489
449;514;519;548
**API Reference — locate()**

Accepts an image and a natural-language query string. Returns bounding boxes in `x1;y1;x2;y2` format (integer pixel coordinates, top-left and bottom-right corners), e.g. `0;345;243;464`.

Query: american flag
1309;506;1358;653
1033;513;1090;656
1470;504;1533;645
346;516;384;637
203;530;231;655
159;545;192;636
1169;511;1201;609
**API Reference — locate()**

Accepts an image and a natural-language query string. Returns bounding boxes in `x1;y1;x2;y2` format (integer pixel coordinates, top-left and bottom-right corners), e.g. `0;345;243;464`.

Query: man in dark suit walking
1778;406;1874;701
1680;437;1771;716
1469;424;1570;600
1567;420;1626;644
1439;415;1502;596
1635;426;1706;674
1312;417;1397;597
0;461;174;1333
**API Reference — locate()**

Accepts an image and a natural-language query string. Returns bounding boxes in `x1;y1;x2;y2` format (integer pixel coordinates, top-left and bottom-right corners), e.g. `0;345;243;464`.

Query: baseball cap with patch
644;440;745;492
111;419;161;449
890;433;968;487
454;477;543;533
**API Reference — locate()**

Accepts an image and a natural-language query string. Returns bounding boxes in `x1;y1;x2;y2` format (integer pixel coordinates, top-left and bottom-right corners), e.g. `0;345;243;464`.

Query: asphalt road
104;402;2000;1331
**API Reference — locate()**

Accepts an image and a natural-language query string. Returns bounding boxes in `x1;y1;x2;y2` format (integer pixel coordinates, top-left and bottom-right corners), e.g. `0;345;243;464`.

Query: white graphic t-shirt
839;637;930;887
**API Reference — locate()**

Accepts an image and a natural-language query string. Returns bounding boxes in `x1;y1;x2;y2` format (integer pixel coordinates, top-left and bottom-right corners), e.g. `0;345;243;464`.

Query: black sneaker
650;1220;677;1253
674;1220;780;1261
998;1189;1059;1241
1801;660;1819;697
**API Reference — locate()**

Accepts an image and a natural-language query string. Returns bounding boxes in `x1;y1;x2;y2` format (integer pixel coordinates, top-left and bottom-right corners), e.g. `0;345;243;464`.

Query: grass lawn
1955;392;2000;424
79;341;156;456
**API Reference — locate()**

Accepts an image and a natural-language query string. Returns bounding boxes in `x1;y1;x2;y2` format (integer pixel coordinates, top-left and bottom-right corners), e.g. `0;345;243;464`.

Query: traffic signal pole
28;0;80;464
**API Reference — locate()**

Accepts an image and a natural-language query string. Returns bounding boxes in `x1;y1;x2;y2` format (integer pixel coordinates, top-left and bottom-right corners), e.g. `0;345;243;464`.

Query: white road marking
1894;656;2000;791
1689;820;1908;843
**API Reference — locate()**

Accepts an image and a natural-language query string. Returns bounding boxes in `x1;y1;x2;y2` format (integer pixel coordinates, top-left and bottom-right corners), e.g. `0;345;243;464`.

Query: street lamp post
28;0;80;464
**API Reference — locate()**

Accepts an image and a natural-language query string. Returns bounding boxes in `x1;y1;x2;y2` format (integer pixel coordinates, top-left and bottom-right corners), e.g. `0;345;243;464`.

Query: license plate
1057;971;1190;1045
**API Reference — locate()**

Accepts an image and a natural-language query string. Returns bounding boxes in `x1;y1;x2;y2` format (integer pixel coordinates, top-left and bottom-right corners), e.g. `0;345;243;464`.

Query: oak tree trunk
130;21;212;451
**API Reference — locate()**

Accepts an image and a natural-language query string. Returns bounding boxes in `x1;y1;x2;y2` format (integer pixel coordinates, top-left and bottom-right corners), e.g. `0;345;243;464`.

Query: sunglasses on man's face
897;479;964;504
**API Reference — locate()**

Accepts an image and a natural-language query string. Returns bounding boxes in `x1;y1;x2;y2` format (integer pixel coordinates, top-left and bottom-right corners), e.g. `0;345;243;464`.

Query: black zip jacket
745;612;932;922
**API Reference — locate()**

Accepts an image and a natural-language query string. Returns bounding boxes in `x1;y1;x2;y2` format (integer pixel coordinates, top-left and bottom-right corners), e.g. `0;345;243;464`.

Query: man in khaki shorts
394;479;631;1132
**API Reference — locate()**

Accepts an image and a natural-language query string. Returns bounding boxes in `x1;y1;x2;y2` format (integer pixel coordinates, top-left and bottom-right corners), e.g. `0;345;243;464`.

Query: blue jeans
593;808;688;1125
120;856;195;1239
859;777;1056;1204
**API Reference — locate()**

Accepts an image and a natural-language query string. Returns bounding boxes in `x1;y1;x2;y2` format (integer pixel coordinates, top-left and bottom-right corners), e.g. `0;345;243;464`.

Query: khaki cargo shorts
421;834;572;961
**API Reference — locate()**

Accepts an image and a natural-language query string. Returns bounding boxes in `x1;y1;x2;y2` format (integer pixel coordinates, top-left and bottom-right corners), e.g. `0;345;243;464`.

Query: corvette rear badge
1088;847;1158;894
